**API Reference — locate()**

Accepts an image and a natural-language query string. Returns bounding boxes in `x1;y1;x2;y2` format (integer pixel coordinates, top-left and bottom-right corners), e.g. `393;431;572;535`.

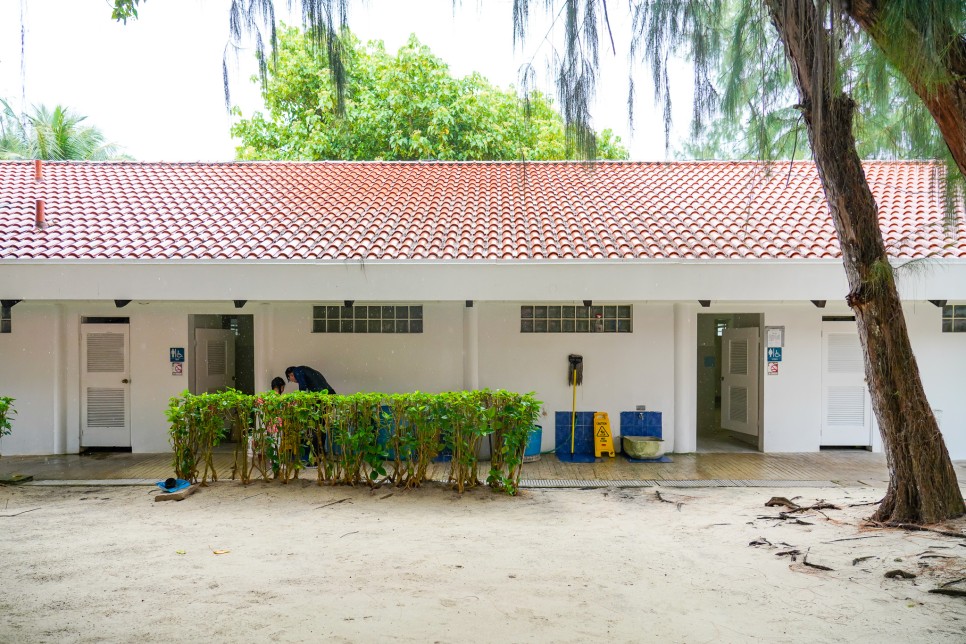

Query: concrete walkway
3;448;964;488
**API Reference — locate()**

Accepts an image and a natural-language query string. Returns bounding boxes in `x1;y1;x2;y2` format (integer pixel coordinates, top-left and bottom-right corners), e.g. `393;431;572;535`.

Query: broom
568;354;583;454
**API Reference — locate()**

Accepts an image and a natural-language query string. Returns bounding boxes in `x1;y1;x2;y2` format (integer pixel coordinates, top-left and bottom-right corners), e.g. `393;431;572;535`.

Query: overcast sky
0;0;691;161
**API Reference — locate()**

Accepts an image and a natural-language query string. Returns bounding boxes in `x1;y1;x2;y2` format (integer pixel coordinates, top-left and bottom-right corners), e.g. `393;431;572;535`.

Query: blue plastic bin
523;425;543;462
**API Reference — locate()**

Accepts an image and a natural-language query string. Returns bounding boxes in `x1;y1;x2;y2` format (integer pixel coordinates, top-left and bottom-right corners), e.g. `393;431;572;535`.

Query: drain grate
657;480;736;488
25;479;156;486
519;479;656;488
730;480;837;487
653;479;838;488
520;479;840;489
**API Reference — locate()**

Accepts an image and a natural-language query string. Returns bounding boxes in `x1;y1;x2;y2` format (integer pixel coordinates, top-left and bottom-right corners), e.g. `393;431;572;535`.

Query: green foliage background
232;28;627;161
0;99;129;160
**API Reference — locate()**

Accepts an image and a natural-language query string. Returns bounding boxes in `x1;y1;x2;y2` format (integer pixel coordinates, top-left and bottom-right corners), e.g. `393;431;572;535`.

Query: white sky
0;0;691;161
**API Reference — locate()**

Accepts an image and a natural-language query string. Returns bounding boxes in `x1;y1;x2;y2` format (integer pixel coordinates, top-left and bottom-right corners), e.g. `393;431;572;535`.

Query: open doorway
188;314;254;443
187;314;255;396
696;313;763;453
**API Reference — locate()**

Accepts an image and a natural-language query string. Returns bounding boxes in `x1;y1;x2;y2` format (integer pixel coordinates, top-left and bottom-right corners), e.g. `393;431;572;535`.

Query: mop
568;354;583;454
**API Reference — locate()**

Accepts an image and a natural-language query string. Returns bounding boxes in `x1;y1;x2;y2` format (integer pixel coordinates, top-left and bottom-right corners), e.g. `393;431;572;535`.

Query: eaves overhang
1;257;964;302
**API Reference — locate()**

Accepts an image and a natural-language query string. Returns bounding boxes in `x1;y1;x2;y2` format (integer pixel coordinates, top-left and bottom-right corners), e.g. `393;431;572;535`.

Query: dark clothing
291;365;336;395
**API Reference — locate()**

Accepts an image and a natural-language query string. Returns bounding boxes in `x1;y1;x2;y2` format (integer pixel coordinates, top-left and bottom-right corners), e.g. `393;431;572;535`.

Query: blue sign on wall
169;347;185;362
767;347;783;362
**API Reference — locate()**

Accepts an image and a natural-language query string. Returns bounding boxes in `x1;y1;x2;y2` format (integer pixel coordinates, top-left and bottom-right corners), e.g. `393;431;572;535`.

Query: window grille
520;305;632;333
942;304;966;333
312;305;423;333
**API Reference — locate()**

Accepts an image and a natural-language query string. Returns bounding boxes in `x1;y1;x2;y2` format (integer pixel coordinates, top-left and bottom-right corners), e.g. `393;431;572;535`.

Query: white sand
1;480;964;643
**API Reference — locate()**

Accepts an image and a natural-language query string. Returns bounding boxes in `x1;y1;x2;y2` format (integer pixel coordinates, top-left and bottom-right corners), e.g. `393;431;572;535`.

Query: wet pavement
3;448;964;488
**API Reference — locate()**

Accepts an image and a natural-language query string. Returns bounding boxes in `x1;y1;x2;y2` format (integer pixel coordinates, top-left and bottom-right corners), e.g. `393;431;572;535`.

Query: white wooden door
80;324;131;447
821;322;872;446
721;327;760;437
194;329;236;393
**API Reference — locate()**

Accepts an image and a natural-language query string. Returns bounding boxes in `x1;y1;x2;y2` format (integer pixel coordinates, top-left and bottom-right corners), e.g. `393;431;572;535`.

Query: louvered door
80;324;131;447
821;321;872;446
720;327;761;437
193;329;236;394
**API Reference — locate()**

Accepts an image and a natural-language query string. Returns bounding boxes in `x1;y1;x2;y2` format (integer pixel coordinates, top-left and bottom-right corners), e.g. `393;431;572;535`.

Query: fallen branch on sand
802;549;833;571
0;507;40;517
655;490;684;511
757;512;812;525
865;521;966;540
765;497;840;513
315;498;351;510
928;588;966;597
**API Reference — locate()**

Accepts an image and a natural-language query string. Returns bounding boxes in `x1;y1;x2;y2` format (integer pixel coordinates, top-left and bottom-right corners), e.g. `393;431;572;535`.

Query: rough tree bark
765;0;965;524
848;0;966;177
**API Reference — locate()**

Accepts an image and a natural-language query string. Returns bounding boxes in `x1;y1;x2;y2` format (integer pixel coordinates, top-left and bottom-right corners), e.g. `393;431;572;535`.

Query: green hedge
166;389;541;495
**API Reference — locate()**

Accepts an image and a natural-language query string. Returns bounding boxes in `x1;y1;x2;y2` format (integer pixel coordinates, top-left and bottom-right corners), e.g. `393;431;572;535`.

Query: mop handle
570;367;577;453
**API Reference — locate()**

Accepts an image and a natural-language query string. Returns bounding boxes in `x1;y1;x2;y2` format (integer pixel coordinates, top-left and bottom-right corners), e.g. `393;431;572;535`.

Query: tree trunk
765;0;964;524
848;0;966;178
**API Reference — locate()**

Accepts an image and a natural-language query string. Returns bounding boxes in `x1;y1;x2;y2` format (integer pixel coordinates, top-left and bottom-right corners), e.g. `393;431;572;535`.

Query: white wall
758;304;826;452
264;302;464;396
0;303;59;454
128;305;192;452
62;301;195;453
476;303;676;453
904;301;966;459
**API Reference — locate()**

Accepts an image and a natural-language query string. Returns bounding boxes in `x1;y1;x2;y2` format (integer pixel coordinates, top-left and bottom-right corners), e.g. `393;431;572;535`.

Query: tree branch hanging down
847;0;966;177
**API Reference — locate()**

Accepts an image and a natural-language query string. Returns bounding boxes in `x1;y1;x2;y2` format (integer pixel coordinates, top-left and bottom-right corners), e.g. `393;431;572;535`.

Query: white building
1;160;963;457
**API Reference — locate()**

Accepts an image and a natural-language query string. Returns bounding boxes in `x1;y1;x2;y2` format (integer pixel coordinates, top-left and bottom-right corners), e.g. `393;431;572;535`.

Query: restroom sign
170;347;185;362
766;347;783;362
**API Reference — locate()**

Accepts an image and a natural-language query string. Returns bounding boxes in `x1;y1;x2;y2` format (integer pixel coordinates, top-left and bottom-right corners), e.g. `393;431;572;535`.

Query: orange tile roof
0;160;962;261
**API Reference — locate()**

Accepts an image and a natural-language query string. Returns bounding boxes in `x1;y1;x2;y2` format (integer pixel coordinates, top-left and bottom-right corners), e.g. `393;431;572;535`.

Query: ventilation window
312;304;423;333
827;333;864;373
207;341;227;375
729;340;749;375
1;305;10;334
86;333;125;372
942;305;966;333
520;305;632;333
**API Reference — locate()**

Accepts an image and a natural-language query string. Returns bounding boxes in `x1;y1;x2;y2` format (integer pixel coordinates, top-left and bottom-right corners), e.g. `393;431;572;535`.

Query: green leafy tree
232;28;627;161
0;99;129;160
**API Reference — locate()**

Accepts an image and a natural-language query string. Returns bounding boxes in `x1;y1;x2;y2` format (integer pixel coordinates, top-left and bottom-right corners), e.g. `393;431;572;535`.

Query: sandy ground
1;479;965;643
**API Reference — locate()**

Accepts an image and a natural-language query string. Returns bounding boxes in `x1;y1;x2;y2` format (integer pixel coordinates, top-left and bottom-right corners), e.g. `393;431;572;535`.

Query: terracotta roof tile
0;160;963;261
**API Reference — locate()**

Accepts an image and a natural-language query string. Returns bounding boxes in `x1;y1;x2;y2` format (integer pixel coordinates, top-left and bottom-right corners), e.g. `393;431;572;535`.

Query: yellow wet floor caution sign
593;412;615;457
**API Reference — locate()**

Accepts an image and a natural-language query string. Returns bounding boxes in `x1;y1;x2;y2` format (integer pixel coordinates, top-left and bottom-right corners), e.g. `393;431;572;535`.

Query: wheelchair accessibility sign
766;347;783;362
